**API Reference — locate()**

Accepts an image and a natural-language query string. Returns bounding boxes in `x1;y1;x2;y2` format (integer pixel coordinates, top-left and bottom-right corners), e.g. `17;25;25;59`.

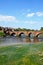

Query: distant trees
14;28;32;31
0;26;2;30
1;26;43;31
40;27;43;31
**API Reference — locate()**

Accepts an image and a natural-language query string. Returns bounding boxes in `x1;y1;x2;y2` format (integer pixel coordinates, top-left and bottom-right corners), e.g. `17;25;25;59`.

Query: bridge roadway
4;30;43;37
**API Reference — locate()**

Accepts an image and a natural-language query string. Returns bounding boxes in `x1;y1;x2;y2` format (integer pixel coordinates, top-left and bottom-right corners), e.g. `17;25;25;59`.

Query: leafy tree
40;27;43;31
0;26;2;30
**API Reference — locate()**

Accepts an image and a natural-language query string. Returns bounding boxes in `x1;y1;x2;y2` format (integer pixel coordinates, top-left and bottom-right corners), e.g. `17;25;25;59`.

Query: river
0;36;43;46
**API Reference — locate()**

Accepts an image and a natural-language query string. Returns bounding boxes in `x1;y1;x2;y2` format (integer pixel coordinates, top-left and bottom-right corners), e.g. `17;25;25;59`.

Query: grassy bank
0;31;5;37
0;43;43;65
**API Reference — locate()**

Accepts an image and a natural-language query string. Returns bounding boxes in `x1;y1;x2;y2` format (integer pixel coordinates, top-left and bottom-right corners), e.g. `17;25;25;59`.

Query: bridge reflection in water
20;37;43;43
0;36;43;46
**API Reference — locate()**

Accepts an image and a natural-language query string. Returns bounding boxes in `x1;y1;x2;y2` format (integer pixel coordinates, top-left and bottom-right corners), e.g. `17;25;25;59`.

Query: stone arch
11;33;16;36
36;33;43;38
28;32;34;38
18;32;26;37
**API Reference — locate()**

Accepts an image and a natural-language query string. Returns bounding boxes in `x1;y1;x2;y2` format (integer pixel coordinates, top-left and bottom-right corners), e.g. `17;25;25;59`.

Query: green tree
40;27;43;31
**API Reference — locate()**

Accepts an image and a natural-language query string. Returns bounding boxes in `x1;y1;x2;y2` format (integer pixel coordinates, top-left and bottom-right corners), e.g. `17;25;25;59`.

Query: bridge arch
11;33;16;36
36;33;43;38
28;32;34;38
18;32;26;37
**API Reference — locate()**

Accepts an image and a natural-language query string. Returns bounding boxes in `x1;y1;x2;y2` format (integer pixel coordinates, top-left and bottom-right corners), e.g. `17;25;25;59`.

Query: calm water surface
0;36;43;46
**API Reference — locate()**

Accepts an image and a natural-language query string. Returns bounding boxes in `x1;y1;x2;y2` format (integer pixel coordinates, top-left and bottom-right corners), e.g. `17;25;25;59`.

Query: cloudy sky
0;0;43;30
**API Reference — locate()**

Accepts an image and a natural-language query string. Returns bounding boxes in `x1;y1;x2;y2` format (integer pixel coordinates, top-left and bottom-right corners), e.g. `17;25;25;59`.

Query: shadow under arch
36;33;43;38
11;33;16;36
28;33;34;38
19;32;26;37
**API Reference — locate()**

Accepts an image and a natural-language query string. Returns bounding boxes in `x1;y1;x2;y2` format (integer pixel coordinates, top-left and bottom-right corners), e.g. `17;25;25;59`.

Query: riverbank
0;43;43;65
0;31;5;37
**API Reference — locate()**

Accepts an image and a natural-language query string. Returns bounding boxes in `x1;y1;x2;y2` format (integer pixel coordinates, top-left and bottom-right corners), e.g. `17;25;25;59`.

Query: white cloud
26;12;43;17
25;21;38;25
26;13;35;17
0;15;16;22
36;12;43;16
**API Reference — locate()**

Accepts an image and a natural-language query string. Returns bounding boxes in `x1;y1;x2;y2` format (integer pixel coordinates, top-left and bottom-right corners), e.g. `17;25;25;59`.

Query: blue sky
0;0;43;30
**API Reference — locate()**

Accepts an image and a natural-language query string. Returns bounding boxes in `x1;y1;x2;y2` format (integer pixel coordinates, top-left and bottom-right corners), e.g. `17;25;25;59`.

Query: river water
0;36;43;46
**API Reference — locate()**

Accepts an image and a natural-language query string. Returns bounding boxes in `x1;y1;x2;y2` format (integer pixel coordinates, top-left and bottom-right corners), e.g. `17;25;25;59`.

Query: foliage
0;26;43;31
0;32;5;37
0;27;2;30
14;28;32;31
40;27;43;31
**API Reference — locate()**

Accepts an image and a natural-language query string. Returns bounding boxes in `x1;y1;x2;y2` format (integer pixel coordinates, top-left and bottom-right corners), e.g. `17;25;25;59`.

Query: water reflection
0;36;43;46
21;37;43;43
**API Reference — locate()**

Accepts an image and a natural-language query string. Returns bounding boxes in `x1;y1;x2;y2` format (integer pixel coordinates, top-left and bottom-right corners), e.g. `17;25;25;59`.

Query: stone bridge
4;30;43;37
